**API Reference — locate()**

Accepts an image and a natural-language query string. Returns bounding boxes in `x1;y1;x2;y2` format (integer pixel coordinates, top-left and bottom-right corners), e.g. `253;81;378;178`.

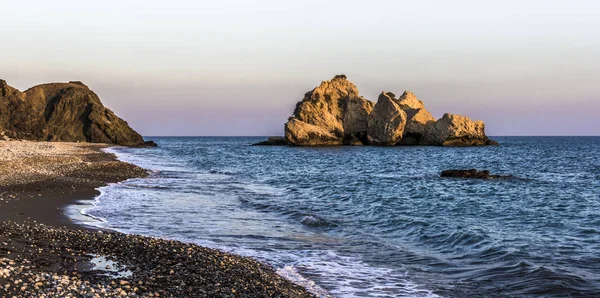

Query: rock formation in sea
281;75;497;146
440;169;507;179
0;80;151;147
284;75;373;146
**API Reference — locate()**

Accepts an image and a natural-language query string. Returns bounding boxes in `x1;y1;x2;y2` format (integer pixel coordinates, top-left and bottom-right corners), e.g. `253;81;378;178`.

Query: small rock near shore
142;140;158;147
440;169;504;179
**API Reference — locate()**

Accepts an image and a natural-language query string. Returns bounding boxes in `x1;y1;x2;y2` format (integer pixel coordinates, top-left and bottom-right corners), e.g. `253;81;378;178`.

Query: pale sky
2;0;599;136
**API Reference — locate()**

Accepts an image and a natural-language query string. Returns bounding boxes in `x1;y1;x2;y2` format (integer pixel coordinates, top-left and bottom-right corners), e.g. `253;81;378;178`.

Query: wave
237;197;340;229
464;261;600;296
276;266;332;298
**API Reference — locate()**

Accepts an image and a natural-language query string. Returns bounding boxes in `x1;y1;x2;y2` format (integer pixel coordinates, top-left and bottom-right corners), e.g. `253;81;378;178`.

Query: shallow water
79;136;600;297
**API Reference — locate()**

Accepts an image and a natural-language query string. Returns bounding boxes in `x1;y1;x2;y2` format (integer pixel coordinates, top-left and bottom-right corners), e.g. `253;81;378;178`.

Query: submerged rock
0;80;147;146
440;169;505;179
300;215;328;226
273;75;496;147
252;136;288;146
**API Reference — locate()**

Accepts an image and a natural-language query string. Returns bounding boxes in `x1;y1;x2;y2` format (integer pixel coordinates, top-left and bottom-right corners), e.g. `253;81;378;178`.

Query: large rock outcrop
284;75;373;146
367;92;407;146
282;75;496;147
0;80;148;146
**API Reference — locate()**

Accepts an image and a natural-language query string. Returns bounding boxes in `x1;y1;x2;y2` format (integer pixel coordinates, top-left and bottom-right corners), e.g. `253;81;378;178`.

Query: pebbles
0;140;148;200
0;222;314;297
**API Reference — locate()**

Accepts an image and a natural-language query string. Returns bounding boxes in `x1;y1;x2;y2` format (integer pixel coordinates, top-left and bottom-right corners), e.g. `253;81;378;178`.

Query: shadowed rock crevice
0;80;148;146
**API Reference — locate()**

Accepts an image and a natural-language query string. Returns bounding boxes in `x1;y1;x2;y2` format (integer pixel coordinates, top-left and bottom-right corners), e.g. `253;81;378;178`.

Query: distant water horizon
75;136;600;297
140;135;600;138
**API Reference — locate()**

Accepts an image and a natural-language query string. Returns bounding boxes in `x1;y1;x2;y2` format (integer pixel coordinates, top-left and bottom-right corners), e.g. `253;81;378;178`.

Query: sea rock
285;118;341;146
342;96;374;144
262;75;496;147
422;113;495;146
440;169;504;179
367;92;407;146
252;136;288;146
300;215;327;226
0;80;147;146
396;91;436;145
284;75;373;146
142;140;158;147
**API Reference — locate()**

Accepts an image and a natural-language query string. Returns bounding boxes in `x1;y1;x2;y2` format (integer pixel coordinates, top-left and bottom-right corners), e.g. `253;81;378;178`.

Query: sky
1;0;599;136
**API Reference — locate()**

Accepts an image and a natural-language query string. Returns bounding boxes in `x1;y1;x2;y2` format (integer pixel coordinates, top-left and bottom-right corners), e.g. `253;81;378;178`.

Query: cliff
0;80;150;146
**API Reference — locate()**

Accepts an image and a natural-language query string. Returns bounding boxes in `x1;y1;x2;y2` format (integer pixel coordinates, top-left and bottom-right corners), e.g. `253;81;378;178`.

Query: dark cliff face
0;80;145;146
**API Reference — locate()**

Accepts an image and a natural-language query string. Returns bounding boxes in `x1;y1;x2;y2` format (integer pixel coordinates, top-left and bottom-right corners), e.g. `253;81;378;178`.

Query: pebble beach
0;140;315;297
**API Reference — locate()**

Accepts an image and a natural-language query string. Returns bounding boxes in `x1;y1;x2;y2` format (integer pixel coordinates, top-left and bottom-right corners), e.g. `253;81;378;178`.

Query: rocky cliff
282;75;497;146
0;80;149;146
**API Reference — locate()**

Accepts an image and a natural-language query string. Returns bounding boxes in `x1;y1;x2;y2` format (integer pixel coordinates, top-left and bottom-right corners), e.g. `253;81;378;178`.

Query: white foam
88;254;132;279
288;250;441;298
277;265;332;298
203;244;440;298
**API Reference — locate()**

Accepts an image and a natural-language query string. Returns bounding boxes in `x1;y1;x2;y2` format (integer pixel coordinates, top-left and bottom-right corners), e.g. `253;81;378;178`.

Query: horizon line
141;135;600;138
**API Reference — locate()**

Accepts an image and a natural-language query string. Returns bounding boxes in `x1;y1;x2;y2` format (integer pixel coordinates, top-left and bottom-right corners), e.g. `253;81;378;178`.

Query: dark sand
0;141;315;297
0;189;97;228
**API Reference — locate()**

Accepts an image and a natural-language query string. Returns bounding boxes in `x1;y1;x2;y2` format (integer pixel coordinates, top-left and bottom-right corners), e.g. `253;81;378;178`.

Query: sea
73;136;600;297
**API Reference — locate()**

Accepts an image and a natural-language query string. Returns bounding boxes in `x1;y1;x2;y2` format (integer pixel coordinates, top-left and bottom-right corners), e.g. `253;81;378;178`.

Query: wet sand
0;188;97;228
0;141;315;297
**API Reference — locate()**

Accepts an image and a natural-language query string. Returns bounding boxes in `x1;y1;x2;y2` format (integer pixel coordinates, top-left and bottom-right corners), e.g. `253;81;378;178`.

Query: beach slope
0;141;314;297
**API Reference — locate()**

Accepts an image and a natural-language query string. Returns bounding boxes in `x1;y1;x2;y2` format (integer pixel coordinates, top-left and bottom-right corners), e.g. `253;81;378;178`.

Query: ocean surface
77;137;600;297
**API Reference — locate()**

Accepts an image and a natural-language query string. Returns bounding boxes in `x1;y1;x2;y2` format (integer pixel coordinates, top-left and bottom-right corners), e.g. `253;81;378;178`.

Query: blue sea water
79;137;600;297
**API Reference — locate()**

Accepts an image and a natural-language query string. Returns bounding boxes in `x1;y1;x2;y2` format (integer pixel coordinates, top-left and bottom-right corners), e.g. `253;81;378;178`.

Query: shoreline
0;141;146;229
0;141;315;297
1;188;101;228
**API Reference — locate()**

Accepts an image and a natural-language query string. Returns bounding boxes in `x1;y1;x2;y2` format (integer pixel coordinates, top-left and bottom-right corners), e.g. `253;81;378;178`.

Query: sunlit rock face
395;91;436;145
367;92;407;146
285;75;373;146
283;75;496;146
422;113;497;147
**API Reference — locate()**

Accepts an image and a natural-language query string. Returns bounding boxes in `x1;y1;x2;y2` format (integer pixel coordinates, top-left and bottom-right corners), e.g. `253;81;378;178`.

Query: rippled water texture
82;137;600;297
